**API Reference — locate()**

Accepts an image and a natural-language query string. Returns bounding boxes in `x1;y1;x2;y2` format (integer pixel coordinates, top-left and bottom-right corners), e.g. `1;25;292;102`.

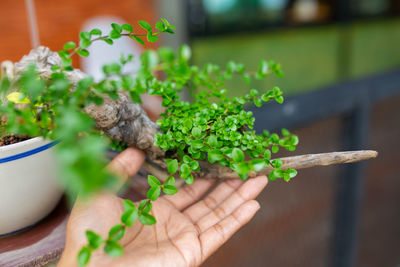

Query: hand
58;147;268;267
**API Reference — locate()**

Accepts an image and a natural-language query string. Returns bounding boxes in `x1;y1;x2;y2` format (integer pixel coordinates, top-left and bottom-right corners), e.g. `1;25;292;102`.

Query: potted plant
0;19;377;266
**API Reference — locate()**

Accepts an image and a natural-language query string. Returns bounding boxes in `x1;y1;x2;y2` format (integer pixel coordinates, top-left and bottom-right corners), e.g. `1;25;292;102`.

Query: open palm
58;148;268;267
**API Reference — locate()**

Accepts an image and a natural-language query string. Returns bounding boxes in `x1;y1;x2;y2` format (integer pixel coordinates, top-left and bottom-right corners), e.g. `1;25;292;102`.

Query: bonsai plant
0;19;377;266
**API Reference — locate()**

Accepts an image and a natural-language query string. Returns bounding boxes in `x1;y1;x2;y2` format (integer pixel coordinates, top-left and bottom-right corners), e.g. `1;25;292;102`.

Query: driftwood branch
189;150;378;180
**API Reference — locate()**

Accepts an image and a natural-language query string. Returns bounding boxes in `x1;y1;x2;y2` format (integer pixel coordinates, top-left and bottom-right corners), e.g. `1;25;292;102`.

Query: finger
183;178;243;222
163;178;218;211
199;200;260;262
196;175;267;232
108;147;146;191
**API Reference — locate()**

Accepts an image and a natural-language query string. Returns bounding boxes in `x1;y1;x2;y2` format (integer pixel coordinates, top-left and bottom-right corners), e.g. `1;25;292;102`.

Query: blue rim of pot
0;140;60;164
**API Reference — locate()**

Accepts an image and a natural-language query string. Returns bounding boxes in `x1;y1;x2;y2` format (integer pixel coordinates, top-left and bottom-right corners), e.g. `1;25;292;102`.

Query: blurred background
1;0;399;266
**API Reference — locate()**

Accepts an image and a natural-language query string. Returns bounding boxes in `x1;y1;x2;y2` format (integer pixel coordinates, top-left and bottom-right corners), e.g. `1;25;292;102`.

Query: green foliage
0;18;299;266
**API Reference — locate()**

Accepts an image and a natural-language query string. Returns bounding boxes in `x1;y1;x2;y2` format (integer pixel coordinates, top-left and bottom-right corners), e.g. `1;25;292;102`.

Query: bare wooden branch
191;150;378;180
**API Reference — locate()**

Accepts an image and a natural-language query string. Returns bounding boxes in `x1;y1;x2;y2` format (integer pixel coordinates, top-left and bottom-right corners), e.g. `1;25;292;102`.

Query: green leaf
104;240;124;257
165;176;176;186
148;175;161;187
90;28;102;36
251;159;266;171
103;38;114;45
108;224;125;242
111;23;122;33
79;38;91;49
163;185;178;195
110;30;122;39
139;20;152;31
166;159;178;174
271;159;283;168
63;41;76;50
231;148;245;162
77;246;91;267
86;230;103;249
208;150;224;163
77;49;89;57
275;95;284;104
155;21;165;31
206;135;219;148
130;35;145;46
121;208;138;226
139;213;156;225
191;140;204;149
179;163;191;178
179;45;191;61
139;200;152;213
254;98;262;107
191;126;202;138
263;149;271;160
284;168;297;182
121;23;133;32
184;174;194;185
147;186;161;201
271;145;279;153
79;31;91;40
123;199;136;211
147;32;159;42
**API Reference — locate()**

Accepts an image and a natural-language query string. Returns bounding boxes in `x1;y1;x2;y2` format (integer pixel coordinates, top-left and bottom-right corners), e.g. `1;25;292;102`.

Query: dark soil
0;135;31;147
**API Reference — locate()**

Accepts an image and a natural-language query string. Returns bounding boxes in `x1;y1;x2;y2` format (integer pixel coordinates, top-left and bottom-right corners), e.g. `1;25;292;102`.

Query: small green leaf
121;208;138;226
163;185;178;195
79;38;91;49
110;30;122;39
77;49;89;57
79;31;91;40
103;38;114;45
111;23;122;33
179;163;191;178
139;213;156;225
165;176;176;186
130;35;145;45
184;174;194;185
166;159;178;174
271;145;279;153
63;41;76;50
271;159;283;168
104;240;124;257
191;126;202;138
147;186;161;201
146;32;159;42
275;95;284;104
263;149;271;160
139;200;152;214
148;175;161;187
251;159;266;171
121;23;133;32
108;224;125;242
179;45;191;61
86;230;103;249
208;150;224;163
231;148;245;162
155;21;165;31
139;20;152;31
254;98;262;107
206;135;219;148
123;199;136;211
77;246;91;267
90;28;102;35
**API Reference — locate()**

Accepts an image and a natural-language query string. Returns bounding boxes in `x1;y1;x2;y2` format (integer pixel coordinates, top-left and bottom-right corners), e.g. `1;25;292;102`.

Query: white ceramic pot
0;137;63;236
